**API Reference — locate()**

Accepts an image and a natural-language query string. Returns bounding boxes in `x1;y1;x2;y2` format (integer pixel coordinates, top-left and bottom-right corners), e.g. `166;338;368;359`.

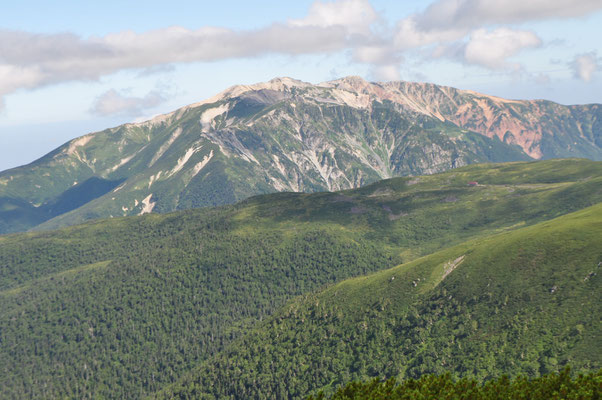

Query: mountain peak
322;75;371;91
329;75;369;84
228;76;312;95
1;76;599;234
267;76;310;88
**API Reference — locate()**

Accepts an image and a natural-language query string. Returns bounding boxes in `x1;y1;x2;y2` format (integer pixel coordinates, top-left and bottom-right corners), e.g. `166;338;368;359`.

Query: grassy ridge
0;159;600;398
161;203;602;399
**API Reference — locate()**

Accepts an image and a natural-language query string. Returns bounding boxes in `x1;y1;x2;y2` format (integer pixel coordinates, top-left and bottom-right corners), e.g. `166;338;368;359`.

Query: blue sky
0;0;600;170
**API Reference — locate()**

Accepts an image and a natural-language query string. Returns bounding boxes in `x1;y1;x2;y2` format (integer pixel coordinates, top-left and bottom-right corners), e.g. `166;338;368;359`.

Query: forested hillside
160;202;602;399
0;159;600;398
307;369;602;400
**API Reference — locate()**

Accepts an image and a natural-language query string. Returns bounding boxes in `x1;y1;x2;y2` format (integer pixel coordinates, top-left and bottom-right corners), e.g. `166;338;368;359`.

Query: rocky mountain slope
1;76;600;234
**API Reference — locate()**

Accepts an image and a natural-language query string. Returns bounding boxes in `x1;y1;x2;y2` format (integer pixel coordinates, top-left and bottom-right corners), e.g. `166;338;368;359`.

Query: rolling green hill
3;76;601;234
159;202;602;399
0;159;600;399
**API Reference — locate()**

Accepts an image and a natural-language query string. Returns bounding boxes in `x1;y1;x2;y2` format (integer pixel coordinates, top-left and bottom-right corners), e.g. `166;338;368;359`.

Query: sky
0;0;601;171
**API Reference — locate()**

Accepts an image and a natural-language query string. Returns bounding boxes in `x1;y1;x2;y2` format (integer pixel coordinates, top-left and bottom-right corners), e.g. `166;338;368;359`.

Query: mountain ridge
0;76;599;234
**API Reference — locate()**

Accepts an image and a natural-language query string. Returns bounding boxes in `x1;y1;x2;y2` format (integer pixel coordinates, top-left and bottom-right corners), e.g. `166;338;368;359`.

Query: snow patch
304;150;335;190
330;89;371;109
272;155;287;177
201;130;259;164
148;171;163;188
200;104;230;131
190;150;214;178
109;154;135;173
66;135;93;155
139;194;156;215
169;146;200;176
269;176;288;191
149;127;182;167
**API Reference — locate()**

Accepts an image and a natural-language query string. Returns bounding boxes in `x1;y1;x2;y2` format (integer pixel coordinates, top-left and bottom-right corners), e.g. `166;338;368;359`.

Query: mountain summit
0;77;600;233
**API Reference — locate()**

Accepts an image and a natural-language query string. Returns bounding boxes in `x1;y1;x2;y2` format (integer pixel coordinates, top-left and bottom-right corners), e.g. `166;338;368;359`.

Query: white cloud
90;89;167;117
353;44;402;65
394;16;467;50
137;64;176;77
289;0;378;34
372;64;401;81
1;0;601;109
463;28;542;70
393;0;602;51
533;73;551;85
392;0;579;73
571;52;599;82
351;44;403;81
415;0;602;31
0;1;369;106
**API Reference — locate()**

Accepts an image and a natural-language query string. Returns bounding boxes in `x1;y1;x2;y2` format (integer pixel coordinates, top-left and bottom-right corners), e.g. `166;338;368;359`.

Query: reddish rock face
1;76;599;234
325;77;600;160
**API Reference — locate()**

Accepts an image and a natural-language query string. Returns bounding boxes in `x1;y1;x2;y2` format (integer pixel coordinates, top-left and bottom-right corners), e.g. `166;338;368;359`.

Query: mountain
0;159;601;399
159;201;602;400
1;76;600;234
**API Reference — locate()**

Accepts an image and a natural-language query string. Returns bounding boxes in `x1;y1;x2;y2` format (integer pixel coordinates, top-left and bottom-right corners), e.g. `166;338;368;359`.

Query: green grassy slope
0;159;600;399
161;203;602;399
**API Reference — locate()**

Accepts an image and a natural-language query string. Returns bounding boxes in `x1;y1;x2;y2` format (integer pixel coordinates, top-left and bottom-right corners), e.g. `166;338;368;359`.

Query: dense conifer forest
0;159;600;398
308;368;602;400
158;202;602;399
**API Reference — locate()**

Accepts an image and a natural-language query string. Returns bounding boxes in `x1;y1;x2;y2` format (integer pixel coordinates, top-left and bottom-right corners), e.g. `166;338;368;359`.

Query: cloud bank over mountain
0;0;600;113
